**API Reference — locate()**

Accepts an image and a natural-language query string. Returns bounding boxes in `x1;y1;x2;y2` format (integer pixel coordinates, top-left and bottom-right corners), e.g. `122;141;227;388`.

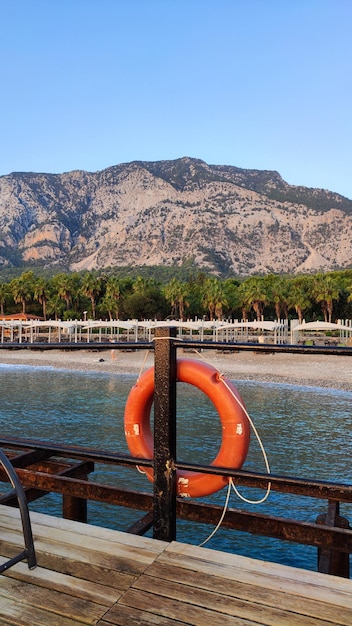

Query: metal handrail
0;449;36;572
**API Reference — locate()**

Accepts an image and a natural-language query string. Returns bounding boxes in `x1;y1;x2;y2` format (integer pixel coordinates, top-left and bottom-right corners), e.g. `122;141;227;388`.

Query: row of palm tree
1;269;352;323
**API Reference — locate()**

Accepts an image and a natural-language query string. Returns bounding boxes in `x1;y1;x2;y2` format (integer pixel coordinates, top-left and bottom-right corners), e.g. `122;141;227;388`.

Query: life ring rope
176;348;272;503
195;367;271;548
217;371;271;504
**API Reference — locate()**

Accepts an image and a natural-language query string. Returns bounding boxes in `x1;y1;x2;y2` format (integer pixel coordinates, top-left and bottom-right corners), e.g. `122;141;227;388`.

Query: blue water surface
0;363;351;573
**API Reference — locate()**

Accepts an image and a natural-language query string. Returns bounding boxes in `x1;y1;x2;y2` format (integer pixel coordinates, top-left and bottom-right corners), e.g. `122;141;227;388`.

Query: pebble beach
0;347;351;392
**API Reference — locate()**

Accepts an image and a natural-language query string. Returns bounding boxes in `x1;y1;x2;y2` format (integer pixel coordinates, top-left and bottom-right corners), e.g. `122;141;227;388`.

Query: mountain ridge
0;157;351;276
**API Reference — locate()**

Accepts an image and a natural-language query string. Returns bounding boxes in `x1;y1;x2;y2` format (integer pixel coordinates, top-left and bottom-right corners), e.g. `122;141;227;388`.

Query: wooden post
153;327;177;541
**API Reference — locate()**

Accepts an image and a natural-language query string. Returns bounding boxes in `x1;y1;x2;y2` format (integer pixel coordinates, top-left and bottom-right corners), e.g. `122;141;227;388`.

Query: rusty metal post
316;500;350;578
153;326;177;541
63;493;88;523
62;467;90;523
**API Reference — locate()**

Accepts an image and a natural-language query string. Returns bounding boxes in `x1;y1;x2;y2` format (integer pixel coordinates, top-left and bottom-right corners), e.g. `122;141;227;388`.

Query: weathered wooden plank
38;531;158;571
144;561;352;625
0;598;85;626
131;574;336;626
115;588;257;626
99;604;187;625
24;507;166;553
0;575;106;624
0;529;138;589
161;542;352;608
1;505;351;626
0;506;166;564
0;557;120;605
0;521;156;575
0;529;140;574
0;539;137;589
0;504;166;593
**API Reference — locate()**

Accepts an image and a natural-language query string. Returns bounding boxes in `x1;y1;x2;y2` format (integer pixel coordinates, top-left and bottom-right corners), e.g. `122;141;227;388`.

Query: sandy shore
0;347;351;392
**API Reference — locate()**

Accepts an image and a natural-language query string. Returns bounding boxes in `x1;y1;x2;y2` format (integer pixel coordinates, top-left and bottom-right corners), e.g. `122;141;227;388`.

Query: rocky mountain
0;157;351;276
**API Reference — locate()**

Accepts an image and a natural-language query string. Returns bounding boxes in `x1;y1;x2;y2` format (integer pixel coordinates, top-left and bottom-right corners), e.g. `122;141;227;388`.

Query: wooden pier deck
0;504;351;625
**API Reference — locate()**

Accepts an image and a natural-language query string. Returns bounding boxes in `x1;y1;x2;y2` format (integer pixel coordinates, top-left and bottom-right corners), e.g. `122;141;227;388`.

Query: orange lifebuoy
124;358;250;498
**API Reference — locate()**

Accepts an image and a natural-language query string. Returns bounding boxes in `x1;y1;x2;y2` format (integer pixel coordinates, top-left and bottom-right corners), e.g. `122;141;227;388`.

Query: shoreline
0;347;351;392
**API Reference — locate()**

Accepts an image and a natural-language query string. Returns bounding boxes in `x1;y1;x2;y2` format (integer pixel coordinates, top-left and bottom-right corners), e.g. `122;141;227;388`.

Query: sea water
0;362;351;573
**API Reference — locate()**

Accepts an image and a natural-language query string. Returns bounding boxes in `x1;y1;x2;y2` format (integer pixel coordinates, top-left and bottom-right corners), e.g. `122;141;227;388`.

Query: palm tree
345;276;352;315
133;276;149;295
0;282;10;316
164;278;189;320
313;273;341;323
177;283;190;321
99;294;118;321
80;273;101;320
33;277;49;320
236;282;251;321
104;276;121;319
52;273;76;311
222;279;241;319
264;275;289;320
10;272;34;314
202;278;228;321
239;277;269;321
164;278;179;319
287;276;313;323
46;293;66;321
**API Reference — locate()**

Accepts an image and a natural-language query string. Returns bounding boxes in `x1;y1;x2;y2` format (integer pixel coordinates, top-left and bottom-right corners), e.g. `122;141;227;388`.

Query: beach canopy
214;320;284;332
293;321;352;332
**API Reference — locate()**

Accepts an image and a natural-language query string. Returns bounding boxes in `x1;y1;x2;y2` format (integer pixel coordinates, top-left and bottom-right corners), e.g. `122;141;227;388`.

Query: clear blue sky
1;0;351;198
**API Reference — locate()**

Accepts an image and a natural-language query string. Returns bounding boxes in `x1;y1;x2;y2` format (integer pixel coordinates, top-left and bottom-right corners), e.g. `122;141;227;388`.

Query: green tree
287;276;313;323
80;273;102;320
312;273;341;323
344;274;352;316
10;271;34;314
264;275;289;320
99;294;118;321
33;276;50;320
164;278;189;320
0;282;10;316
132;276;149;295
46;293;66;321
222;278;241;319
239;276;269;321
202;278;228;321
52;273;78;311
124;277;167;320
100;275;121;320
185;272;207;318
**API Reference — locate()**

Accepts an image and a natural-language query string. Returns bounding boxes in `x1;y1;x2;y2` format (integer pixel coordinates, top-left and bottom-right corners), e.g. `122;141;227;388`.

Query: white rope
151;336;185;341
194;349;272;504
219;374;271;504
194;349;272;545
137;349;151;381
198;478;232;547
138;336;184;379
